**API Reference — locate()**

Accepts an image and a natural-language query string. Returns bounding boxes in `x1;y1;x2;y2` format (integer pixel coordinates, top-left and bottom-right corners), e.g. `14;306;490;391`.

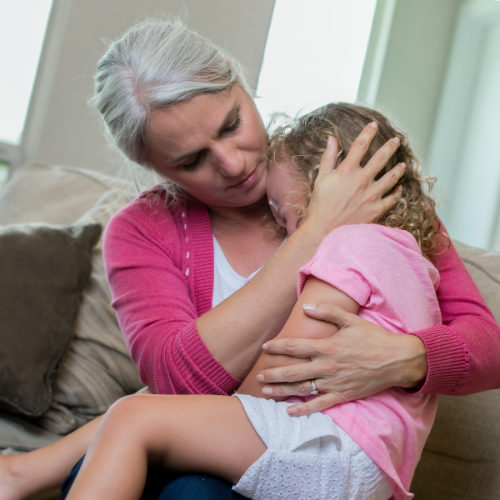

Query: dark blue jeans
60;455;246;500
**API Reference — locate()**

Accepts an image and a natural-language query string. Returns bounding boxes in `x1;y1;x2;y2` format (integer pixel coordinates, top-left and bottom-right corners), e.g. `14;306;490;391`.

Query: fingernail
401;162;406;169
327;136;333;147
370;121;378;129
393;137;400;144
287;407;298;415
303;303;317;311
262;342;268;350
262;387;273;395
398;185;403;191
257;374;265;382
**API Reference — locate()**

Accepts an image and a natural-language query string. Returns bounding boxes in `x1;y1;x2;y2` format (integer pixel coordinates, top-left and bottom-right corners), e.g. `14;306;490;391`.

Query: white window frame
0;0;72;172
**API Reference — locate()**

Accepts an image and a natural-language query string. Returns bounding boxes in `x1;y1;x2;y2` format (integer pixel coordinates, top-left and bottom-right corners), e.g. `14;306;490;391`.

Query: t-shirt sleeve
103;198;240;396
297;224;441;334
297;231;373;306
297;224;424;306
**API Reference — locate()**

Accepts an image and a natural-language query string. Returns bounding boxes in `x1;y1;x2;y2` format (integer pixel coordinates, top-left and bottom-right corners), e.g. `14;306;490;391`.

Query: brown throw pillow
0;223;102;417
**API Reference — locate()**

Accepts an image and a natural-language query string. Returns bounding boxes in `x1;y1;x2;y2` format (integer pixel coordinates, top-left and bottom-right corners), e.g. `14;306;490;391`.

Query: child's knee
103;394;151;431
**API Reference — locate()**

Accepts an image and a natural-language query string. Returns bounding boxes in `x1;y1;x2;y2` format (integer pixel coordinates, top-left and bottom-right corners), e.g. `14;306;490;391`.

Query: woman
60;102;445;500
1;17;498;500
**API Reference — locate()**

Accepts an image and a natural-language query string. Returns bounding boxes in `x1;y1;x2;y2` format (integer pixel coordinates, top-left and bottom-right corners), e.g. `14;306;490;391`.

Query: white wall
359;0;464;159
23;0;275;175
428;0;500;249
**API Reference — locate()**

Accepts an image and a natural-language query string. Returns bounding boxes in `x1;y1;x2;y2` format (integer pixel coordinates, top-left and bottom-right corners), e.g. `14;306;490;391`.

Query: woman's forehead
144;87;242;163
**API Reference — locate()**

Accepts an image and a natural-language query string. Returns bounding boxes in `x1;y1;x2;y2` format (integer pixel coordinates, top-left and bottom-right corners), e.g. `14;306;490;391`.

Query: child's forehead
271;156;293;169
268;158;296;184
267;159;305;202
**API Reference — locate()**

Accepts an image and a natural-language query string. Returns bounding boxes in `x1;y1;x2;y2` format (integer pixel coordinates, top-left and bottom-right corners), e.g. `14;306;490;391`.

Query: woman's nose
210;140;244;177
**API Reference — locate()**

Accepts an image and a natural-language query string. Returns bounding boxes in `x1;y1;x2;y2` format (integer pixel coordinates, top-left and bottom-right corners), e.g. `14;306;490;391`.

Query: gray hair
92;17;252;173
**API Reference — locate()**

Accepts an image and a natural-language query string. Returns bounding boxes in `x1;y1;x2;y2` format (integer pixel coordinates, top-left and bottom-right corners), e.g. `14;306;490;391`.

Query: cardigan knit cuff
406;324;467;395
179;322;242;395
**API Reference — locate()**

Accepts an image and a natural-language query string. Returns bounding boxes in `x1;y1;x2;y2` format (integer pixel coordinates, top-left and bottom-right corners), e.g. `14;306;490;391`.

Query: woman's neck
206;195;285;277
207;195;271;233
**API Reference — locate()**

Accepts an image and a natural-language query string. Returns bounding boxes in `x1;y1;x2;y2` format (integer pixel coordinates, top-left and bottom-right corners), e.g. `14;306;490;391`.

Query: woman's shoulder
116;185;179;220
104;186;207;255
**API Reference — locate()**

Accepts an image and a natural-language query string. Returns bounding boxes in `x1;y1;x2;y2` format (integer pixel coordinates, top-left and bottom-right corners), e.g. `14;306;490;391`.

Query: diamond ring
310;379;319;396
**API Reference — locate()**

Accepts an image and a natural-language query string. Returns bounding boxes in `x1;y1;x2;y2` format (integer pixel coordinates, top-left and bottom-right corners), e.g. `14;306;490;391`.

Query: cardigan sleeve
103;198;240;396
411;227;500;395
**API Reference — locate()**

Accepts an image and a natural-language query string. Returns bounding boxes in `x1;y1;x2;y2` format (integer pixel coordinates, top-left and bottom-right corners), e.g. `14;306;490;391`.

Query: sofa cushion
453;240;500;324
0;162;113;225
0;410;60;453
411;240;500;499
34;190;145;434
0;222;102;417
0;163;144;437
412;390;500;498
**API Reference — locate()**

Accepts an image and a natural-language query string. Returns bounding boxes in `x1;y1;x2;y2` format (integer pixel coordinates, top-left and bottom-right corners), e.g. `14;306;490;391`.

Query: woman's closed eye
222;116;241;135
180;151;205;171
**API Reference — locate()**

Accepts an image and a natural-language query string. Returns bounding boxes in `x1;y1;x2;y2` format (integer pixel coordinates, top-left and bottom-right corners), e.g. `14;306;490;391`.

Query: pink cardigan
103;189;500;397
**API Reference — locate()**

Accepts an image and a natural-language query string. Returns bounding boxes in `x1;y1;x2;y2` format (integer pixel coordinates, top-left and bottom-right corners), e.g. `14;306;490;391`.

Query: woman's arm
237;277;359;399
256;234;500;416
196;125;404;379
412;232;500;395
105;124;406;395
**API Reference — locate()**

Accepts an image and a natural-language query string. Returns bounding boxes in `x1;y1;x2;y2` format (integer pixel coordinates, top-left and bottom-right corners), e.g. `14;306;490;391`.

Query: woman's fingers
363;136;401;178
262;379;316;398
375;162;406;195
287;393;345;417
302;303;357;329
257;357;324;385
262;337;320;359
380;184;404;214
338;121;379;170
316;136;339;180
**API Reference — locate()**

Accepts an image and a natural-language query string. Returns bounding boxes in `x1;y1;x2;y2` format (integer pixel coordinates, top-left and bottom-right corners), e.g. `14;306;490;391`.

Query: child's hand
256;303;428;417
305;122;406;238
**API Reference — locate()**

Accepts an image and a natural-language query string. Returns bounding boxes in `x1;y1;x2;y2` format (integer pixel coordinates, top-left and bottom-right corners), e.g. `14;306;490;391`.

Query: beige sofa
0;163;499;499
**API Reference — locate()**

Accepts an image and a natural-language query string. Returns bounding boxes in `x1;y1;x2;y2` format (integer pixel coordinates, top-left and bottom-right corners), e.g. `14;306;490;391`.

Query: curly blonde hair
268;102;447;260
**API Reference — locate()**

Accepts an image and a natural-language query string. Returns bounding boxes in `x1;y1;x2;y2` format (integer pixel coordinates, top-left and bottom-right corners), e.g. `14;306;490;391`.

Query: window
255;0;378;126
0;0;54;147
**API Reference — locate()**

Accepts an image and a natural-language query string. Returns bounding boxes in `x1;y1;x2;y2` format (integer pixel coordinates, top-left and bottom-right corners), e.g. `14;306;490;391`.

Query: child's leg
66;394;266;500
0;388;152;500
0;415;103;500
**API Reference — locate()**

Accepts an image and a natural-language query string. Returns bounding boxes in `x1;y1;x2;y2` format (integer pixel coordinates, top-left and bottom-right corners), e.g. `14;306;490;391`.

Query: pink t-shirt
295;224;441;500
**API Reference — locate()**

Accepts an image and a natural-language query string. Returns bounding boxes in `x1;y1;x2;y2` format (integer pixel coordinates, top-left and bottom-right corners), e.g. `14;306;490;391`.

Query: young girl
58;102;444;500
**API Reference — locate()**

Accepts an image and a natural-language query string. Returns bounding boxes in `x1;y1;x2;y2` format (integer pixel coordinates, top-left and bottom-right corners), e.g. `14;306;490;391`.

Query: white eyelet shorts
232;394;393;500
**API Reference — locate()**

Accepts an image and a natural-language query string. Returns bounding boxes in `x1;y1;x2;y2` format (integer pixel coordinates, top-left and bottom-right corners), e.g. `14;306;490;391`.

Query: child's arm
237;276;359;400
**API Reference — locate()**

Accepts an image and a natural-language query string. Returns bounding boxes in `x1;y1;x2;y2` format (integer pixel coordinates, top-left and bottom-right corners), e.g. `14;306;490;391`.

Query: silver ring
310;379;319;396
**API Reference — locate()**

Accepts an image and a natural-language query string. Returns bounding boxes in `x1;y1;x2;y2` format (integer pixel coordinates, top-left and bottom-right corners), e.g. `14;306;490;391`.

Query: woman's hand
304;122;406;238
256;303;428;416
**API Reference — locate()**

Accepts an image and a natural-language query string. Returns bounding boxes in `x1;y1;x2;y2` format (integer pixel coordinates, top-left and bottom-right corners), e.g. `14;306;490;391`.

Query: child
60;102;444;500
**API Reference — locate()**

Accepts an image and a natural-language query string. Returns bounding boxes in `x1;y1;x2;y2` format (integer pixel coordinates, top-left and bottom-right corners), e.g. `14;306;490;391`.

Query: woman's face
144;85;269;210
266;160;307;236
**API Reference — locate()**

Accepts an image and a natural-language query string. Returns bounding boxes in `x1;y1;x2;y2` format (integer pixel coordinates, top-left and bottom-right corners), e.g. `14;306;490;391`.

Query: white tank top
212;235;259;308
